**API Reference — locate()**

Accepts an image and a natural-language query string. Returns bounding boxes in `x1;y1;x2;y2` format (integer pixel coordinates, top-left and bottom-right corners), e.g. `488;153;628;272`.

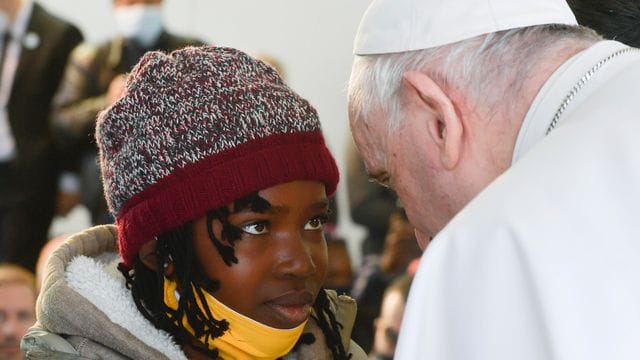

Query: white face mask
113;4;163;48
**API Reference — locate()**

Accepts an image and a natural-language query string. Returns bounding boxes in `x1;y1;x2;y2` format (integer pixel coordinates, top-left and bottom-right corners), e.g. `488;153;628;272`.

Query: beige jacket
23;225;366;359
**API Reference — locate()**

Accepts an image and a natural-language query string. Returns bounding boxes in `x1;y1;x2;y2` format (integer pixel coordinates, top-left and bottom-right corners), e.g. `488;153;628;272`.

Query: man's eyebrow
365;169;379;180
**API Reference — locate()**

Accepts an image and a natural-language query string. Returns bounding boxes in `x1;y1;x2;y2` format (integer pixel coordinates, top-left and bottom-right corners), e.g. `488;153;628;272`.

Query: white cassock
396;40;640;359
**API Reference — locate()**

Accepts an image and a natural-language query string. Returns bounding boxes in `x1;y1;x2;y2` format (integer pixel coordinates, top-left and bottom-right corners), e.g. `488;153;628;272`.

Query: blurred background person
350;208;422;353
52;0;204;225
0;263;37;360
568;0;640;47
324;232;355;296
0;0;83;272
34;234;68;292
369;274;413;360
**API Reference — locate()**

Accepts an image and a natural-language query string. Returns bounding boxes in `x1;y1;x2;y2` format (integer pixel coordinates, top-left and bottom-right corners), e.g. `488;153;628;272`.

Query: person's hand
55;191;81;217
106;74;127;105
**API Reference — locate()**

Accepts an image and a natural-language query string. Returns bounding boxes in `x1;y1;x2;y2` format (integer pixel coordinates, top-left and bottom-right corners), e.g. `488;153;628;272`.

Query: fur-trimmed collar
66;254;187;360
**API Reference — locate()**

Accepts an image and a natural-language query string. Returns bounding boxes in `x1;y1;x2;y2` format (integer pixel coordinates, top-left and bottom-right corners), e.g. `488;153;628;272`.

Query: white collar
512;40;634;164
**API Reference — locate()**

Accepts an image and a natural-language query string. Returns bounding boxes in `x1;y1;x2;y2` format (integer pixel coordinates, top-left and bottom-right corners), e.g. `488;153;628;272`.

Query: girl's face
192;180;329;329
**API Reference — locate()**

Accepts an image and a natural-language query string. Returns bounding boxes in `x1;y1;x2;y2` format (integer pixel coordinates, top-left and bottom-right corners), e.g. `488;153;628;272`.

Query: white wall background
39;0;370;265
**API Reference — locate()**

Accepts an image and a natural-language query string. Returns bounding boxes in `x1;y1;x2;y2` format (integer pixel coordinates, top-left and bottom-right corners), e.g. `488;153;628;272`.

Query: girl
24;46;366;359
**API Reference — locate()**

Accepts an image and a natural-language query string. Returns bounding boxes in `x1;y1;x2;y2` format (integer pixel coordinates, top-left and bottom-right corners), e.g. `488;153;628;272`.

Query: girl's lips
265;291;314;328
267;303;312;327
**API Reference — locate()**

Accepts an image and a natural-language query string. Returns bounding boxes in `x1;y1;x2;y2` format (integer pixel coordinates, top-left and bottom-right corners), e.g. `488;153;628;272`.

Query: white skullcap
354;0;578;55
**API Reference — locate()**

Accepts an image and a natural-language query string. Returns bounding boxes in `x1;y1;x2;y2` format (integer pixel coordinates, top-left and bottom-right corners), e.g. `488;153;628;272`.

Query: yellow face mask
164;278;308;359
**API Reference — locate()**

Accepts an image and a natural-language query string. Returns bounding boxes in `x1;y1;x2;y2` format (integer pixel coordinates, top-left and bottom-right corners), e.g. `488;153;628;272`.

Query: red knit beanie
96;46;339;267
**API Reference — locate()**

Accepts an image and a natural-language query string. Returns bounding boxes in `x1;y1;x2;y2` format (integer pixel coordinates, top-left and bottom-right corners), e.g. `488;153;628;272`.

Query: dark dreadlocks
119;193;351;359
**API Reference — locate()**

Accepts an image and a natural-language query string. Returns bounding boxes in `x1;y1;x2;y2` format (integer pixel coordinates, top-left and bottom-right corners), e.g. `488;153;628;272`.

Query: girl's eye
304;215;328;231
241;222;269;235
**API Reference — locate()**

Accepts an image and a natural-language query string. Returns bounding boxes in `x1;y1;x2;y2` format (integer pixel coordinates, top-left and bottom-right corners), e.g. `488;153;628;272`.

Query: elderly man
348;0;640;359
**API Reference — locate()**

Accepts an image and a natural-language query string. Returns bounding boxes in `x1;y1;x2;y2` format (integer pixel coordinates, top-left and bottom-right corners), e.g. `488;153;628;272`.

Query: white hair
348;24;601;130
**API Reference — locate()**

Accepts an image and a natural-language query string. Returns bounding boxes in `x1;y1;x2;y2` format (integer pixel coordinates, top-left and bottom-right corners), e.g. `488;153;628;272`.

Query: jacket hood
36;225;186;359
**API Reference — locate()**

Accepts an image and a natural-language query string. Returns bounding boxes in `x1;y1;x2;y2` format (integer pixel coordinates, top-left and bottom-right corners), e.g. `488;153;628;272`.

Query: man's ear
402;71;463;170
138;240;174;277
